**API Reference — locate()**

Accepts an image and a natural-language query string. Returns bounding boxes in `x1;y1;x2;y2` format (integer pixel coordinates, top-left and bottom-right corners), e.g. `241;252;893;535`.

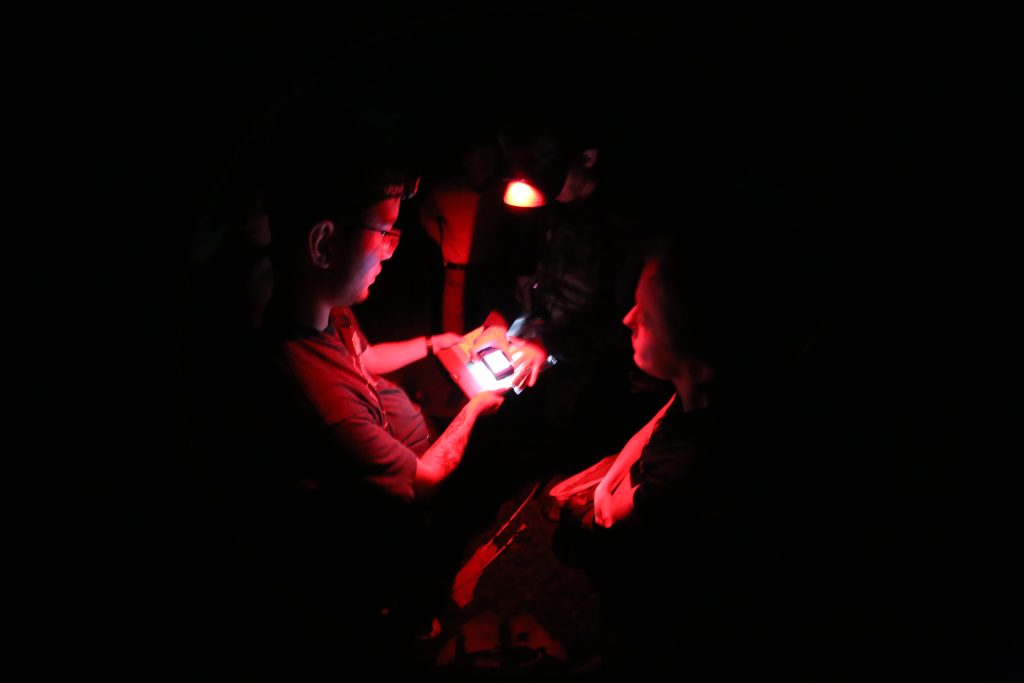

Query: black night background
7;6;1020;679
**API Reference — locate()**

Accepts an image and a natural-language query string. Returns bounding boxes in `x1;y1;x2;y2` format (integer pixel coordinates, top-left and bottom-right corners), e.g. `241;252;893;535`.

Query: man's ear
308;220;335;269
580;148;598;169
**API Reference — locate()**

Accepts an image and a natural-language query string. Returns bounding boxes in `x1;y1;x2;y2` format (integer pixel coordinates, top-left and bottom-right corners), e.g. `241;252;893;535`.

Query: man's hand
469;390;505;416
414;389;504;497
592;481;614;528
508;338;548;389
430;332;464;352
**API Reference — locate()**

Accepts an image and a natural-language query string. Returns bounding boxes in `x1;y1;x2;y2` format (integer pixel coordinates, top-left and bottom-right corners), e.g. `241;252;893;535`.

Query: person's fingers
519;363;535;388
483;394;504;414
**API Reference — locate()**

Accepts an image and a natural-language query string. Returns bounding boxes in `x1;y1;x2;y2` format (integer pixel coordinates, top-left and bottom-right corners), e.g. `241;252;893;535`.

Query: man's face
342;197;401;305
622;262;681;380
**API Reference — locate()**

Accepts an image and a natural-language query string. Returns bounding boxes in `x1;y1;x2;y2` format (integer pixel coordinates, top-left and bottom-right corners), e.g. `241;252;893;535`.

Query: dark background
8;5;1020;677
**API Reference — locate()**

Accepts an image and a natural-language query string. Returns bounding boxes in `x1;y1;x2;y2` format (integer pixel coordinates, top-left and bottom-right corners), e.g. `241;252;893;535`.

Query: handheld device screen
479;347;515;379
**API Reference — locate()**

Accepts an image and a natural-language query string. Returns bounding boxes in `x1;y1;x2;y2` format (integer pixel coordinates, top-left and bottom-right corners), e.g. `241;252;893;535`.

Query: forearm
362;337;432;375
595;463;640;528
598;427;650;497
595;402;674;524
600;456;635;496
600;396;676;493
607;482;638;526
413;402;480;496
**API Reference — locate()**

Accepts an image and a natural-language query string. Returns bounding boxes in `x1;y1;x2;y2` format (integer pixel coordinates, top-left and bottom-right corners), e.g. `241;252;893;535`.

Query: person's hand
508;337;548;390
469;390;505;416
429;332;464;352
468;325;511;360
592;481;614;529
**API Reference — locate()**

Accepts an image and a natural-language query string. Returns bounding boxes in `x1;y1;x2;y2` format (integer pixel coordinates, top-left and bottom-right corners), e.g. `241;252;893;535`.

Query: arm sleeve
630;444;700;521
286;344;419;505
327;406;419;505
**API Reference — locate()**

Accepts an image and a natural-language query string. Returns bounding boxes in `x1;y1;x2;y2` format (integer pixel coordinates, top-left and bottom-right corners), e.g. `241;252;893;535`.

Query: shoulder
272;330;378;424
635;406;720;480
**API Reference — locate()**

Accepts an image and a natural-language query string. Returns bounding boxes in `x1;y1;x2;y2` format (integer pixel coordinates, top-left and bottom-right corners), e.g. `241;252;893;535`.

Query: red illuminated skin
280;196;503;496
593;261;713;528
282;198;402;332
361;332;463;375
286;198;465;366
344;198;402;307
622;262;684;382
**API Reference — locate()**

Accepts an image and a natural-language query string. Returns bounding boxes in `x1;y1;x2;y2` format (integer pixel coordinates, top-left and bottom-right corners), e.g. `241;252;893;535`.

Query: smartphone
478;347;515;380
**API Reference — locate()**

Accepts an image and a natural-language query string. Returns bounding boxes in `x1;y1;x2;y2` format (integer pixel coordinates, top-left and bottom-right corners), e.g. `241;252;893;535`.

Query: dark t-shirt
247;306;439;631
561;396;788;670
629;399;721;523
592;400;739;650
263;306;431;503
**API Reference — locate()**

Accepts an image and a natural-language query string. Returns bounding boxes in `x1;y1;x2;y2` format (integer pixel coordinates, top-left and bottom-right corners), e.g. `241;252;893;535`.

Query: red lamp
503;179;547;207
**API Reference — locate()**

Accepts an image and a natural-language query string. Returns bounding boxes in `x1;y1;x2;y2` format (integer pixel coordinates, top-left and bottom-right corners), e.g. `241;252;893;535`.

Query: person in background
417;131;509;334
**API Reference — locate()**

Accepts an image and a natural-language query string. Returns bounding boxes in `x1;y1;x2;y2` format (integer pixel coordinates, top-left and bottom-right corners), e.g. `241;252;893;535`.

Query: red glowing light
503;180;546;207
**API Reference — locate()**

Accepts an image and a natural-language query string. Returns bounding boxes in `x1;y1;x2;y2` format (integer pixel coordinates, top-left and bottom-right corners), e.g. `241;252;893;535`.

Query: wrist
466;393;490;416
425;335;434;356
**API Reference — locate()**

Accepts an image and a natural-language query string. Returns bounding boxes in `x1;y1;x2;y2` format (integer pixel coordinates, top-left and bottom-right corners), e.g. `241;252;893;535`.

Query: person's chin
353;288;371;304
633;354;659;379
633;353;646;373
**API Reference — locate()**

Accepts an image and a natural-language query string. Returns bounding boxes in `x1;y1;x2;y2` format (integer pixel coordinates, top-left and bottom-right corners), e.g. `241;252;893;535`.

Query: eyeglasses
361;226;402;253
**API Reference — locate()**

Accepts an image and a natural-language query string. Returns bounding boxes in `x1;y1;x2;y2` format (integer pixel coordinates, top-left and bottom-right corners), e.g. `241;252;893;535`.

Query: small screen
481;349;514;378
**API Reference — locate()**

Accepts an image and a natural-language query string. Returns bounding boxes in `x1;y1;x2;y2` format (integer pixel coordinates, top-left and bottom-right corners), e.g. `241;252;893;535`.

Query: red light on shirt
503;180;546;207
